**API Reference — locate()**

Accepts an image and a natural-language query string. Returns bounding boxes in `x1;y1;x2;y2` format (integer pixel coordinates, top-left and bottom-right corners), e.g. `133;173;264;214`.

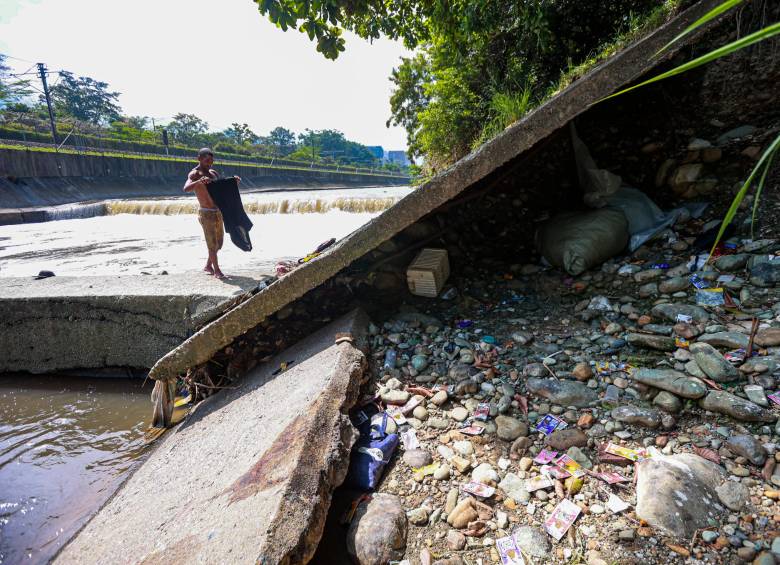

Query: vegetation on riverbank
0;55;407;174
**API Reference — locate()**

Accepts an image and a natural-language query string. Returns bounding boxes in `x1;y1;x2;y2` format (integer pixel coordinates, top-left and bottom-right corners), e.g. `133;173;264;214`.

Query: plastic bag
536;209;629;276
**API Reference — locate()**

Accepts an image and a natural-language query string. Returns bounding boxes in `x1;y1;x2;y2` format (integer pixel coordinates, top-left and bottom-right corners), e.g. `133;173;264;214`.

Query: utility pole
37;63;58;145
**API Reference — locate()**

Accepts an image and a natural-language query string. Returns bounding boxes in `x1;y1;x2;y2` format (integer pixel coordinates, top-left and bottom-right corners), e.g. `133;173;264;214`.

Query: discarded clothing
206;177;253;251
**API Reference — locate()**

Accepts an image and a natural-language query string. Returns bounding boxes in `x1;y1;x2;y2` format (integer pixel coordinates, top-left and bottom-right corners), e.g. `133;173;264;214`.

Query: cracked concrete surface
0;271;269;373
55;309;368;565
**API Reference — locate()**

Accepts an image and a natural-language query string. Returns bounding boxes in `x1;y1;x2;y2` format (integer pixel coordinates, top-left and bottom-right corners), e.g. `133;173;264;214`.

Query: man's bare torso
188;167;219;208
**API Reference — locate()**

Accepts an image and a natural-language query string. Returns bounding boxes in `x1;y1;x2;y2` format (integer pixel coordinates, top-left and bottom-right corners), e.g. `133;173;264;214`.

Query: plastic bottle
383;348;397;370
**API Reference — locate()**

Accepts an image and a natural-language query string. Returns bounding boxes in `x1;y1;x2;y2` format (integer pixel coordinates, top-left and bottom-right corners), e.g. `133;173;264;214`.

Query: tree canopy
50;71;121;125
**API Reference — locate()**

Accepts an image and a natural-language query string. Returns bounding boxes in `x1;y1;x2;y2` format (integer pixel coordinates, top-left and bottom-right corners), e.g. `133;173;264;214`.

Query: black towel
206;177;253;251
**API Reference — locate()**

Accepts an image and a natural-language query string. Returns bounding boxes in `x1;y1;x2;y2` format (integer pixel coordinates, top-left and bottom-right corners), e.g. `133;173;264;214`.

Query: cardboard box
407;248;450;297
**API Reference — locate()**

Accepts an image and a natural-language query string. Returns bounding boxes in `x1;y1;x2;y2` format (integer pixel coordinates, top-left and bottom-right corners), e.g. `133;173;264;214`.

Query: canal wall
0;147;409;214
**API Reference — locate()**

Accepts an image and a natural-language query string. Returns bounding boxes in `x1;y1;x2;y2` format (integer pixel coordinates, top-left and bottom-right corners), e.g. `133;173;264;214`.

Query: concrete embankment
0;272;268;373
0;147;408;221
56;309;367;565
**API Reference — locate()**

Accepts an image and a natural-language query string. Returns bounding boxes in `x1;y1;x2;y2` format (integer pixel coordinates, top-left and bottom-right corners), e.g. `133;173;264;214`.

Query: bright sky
0;0;410;150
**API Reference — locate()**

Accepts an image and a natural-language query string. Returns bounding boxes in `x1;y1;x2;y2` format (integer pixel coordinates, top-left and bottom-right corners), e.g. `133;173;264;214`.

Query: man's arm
183;172;210;192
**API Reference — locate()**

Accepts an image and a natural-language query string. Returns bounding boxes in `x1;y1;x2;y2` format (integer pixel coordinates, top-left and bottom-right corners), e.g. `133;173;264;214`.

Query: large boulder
699;391;776;423
347;494;408;565
632;368;706;399
636;453;726;539
689;342;739;382
526;378;597;407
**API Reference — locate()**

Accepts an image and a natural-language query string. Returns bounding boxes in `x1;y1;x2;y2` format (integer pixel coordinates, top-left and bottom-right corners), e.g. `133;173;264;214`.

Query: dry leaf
694;446;721;465
666;544;690;557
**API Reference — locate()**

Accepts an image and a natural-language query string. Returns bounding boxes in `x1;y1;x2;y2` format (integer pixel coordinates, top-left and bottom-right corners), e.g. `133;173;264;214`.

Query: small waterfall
105;197;399;216
45;203;108;221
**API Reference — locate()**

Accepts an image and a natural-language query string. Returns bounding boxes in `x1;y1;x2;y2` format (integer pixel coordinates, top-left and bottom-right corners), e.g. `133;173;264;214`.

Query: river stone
659;277;690;294
347;494;408;565
653;391;683;413
612;405;661;428
633;368;707;399
495;416;528;441
725;434;767;465
714;254;750;271
651;303;710;323
715;481;749;511
431;390;448;406
756;328;780;347
404;449;433;468
381;389;410;405
450;406;469;422
526;378;597;407
699;391;776;422
546;428;587;450
635;453;726;539
685;359;707;379
449;363;472;381
690;342;739;382
408;507;429;526
627;333;675;351
512;526;550;558
411;354;429;371
498;473;530;503
744;384;768;407
751;261;780;287
697;331;750;349
447;498;478;529
472;463;499;485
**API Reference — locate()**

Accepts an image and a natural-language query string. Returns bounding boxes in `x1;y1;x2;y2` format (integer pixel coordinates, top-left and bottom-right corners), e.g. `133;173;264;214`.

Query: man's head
197;147;214;168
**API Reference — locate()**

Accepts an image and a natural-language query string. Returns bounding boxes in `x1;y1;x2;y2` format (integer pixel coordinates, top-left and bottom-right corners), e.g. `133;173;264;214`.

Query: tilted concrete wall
0;148;408;208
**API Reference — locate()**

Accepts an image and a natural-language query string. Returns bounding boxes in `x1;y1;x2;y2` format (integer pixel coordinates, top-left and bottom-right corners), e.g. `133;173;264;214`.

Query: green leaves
604;21;780;101
709;134;780;259
657;0;744;54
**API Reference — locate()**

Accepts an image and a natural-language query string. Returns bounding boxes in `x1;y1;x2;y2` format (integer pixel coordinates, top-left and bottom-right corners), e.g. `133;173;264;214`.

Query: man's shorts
198;208;224;253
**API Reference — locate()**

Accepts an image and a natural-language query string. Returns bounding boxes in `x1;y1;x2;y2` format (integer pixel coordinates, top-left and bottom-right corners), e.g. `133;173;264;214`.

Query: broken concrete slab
0;272;267;373
55;309;368;565
147;0;723;384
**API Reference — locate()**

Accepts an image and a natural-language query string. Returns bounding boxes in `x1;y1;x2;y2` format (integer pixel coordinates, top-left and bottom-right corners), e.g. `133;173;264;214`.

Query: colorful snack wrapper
604;442;649;462
413;462;440;481
690;274;709;289
474;403;490;421
768;392;780;406
460;425;485;436
526;475;553;492
540;464;570;480
462;481;496;498
536;414;566;435
696;287;725;306
496;536;526;565
534;449;558;464
554;454;586;478
724;349;747;363
593;471;629;484
544;499;581;541
675;337;690;348
676;313;693;323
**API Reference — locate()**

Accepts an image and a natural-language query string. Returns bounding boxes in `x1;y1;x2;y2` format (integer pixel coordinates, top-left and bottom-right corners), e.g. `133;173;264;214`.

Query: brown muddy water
0;376;151;564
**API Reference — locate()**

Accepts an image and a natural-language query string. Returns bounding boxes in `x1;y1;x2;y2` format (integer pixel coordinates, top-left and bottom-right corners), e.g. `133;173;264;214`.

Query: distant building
386;150;410;167
366;146;385;161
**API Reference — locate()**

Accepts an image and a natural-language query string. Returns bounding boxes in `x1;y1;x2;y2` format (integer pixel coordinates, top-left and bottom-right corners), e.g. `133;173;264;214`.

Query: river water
0;186;411;278
0;185;411;563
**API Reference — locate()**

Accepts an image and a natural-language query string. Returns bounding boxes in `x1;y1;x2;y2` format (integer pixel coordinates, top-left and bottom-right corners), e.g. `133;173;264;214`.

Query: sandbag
536;208;629;275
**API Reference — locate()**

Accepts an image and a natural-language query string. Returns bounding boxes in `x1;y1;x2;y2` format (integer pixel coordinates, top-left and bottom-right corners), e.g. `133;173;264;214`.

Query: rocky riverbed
345;222;780;564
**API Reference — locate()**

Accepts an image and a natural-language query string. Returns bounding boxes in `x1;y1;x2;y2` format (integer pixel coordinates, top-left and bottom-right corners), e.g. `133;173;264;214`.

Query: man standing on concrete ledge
182;148;239;279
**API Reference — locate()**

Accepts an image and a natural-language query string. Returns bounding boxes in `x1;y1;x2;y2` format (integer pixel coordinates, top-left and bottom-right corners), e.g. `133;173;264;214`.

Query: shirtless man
183;148;240;278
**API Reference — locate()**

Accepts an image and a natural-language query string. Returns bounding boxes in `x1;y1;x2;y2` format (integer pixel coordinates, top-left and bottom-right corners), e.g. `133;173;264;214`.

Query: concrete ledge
0;272;267;373
55;308;368;564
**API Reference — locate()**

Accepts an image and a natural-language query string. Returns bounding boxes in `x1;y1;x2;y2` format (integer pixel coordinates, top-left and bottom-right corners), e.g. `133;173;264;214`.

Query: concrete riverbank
0;271;270;373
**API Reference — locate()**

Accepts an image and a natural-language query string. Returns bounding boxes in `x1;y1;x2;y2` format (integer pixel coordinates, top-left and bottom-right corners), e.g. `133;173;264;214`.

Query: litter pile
342;220;780;564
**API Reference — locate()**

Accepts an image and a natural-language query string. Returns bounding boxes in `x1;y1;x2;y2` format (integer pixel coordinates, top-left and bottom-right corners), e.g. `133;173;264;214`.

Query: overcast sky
0;0;410;150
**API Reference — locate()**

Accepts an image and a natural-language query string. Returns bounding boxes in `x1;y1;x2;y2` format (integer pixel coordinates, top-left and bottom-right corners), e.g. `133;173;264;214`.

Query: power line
1;52;36;64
